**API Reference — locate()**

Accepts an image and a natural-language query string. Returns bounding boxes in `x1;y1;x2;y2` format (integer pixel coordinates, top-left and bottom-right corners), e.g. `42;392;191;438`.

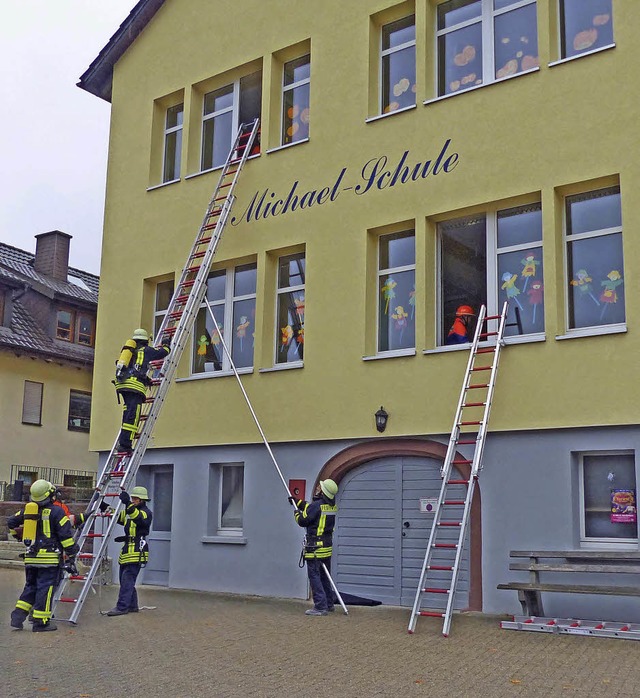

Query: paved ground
1;567;639;698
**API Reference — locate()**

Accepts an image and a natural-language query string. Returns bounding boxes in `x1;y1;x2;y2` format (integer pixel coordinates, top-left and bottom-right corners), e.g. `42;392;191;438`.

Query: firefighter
8;479;79;632
445;305;475;345
114;328;171;453
292;479;339;616
106;486;153;616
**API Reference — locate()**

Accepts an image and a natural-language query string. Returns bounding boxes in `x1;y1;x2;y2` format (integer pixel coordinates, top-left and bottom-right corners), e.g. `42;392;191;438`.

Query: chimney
34;231;72;281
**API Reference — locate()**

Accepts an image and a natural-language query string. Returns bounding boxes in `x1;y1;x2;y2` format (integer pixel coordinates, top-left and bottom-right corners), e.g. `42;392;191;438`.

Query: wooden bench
497;550;640;616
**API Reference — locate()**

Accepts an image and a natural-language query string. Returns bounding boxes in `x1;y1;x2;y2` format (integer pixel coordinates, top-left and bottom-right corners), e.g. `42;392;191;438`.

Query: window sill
579;541;638;551
555;323;626;341
549;43;615;68
201;535;247;545
362;348;416;361
146;178;180;192
266;138;309;155
185;152;260;181
259;361;303;373
423;333;547;354
175;367;253;382
423;67;539;107
365;104;416;124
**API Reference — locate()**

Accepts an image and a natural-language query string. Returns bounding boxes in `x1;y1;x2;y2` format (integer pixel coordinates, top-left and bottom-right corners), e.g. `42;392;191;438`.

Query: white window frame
275;253;305;366
380;14;416;114
201;82;238;172
154;280;175;338
162;103;183;184
557;0;614;61
210;463;244;537
281;54;311;145
22;380;43;426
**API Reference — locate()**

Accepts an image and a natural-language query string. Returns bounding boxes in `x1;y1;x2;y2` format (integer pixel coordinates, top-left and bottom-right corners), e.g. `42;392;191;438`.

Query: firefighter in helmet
114;328;171;453
446;305;475;345
8;479;79;631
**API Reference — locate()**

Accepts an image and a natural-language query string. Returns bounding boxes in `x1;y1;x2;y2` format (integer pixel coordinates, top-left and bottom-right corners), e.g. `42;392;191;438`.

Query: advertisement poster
611;489;637;523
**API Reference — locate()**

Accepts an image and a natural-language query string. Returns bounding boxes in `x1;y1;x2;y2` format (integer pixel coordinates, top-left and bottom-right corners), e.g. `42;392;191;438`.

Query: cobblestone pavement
1;567;639;698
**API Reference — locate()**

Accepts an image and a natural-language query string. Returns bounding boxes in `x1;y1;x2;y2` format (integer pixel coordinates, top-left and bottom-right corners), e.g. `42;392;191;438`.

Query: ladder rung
180;280;195;289
78;553;94;559
434;543;458;549
108;472;124;478
452;459;472;465
475;347;495;354
468;384;489;389
447;479;469;485
479;331;498;338
456;438;477;444
443;500;465;505
437;522;461;527
186;265;202;272
69;575;86;581
190;251;206;259
459;421;482;426
163;327;177;334
428;565;453;571
484;314;501;320
175;295;190;303
419;611;445;618
470;366;491;371
462;402;485;407
424;588;450;594
59;598;77;603
86;533;103;537
144;397;154;403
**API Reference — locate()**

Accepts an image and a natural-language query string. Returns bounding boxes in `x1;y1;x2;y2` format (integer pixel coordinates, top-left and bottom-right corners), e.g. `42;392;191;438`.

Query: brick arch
315;439;482;611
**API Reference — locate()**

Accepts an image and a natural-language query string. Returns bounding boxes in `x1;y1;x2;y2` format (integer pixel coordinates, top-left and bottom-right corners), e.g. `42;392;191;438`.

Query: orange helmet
455;305;475;316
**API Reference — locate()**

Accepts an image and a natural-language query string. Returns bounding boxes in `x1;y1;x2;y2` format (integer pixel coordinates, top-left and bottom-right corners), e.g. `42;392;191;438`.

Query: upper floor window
201;71;261;171
163;103;183;183
68;390;91;432
193;263;257;374
565;186;624;331
56;309;95;346
282;54;310;145
154;280;175;337
438;202;544;344
378;231;415;352
437;0;538;97
381;15;416;113
559;0;613;59
276;253;305;365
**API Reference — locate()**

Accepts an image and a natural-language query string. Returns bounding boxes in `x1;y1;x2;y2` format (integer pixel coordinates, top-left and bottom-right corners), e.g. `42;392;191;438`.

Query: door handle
403;521;410;528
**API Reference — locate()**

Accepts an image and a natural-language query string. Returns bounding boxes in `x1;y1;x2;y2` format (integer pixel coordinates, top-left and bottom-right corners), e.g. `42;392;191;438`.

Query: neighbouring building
80;0;640;621
0;232;99;495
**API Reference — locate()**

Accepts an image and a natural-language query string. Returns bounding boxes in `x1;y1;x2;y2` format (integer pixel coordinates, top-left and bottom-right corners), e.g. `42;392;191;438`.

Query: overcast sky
0;1;136;276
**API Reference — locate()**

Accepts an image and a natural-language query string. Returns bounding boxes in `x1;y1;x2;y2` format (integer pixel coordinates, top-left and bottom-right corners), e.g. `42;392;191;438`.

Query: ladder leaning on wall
51;119;260;624
408;302;508;637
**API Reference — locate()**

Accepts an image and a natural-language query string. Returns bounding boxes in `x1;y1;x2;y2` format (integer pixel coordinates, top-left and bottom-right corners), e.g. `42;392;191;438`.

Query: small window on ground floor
68;390;91;431
208;463;244;536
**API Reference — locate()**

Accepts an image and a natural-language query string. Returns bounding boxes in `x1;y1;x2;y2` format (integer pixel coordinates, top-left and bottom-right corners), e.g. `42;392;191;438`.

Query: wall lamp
375;406;389;433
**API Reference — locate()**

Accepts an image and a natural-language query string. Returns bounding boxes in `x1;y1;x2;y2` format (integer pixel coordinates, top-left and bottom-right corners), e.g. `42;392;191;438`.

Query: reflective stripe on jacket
117;502;152;564
294;495;338;559
115;343;170;396
7;506;76;567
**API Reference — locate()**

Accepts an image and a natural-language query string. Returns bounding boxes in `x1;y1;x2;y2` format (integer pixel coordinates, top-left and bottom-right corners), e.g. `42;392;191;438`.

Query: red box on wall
288;479;306;501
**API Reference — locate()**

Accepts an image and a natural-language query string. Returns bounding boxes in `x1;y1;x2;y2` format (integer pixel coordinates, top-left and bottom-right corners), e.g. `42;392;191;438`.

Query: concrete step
0;559;24;570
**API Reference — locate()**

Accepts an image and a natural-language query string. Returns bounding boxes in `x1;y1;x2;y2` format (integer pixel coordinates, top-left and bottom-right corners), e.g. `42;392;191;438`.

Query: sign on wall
420;497;438;513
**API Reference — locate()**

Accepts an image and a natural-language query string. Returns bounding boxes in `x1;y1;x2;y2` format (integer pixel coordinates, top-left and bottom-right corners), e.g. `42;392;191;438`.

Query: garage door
333;456;470;608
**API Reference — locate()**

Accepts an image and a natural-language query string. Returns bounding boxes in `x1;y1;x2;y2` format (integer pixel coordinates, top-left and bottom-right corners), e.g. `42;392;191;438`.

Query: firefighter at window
445;305;475;345
8;479;79;632
292;479;339;616
106;486;153;616
114;328;171;453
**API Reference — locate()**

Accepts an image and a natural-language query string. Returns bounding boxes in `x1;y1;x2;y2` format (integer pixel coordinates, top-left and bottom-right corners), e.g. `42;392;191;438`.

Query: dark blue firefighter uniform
113;500;152;612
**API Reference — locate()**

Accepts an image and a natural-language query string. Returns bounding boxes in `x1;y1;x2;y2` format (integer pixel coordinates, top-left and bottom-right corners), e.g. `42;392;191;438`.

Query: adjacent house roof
78;0;166;102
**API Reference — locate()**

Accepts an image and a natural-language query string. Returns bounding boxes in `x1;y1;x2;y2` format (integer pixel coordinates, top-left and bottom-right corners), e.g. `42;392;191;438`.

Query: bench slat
509;562;640;574
510;550;640;561
497;582;640;596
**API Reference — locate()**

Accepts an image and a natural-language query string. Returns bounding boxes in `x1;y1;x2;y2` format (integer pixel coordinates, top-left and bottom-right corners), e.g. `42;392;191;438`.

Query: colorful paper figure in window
570;269;600;306
501;272;524;310
296;326;304;347
294;295;305;320
599;269;623;321
409;285;416;320
527;280;544;325
392;305;409;343
281;324;293;352
236;316;250;352
520;252;540;292
197;334;210;368
381;276;397;314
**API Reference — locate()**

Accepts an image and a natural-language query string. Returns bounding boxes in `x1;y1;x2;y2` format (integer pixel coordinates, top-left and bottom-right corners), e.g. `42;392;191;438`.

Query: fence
5;466;97;503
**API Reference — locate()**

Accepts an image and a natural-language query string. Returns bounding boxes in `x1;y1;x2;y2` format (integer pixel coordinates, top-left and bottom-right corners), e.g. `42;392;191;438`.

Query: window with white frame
162;103;183;183
438;202;543;344
276;253;305;364
559;0;613;60
565;186;624;331
193;263;257;374
436;0;538;97
282;55;310;144
22;381;43;426
378;231;415;352
381;15;416;113
68;390;91;432
208;463;244;535
154;280;175;338
580;453;637;545
201;71;261;171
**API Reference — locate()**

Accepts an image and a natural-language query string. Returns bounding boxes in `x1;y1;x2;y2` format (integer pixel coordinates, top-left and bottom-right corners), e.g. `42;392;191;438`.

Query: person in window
114;328;171;453
446;305;475;345
291;479;339;616
106;486;153;616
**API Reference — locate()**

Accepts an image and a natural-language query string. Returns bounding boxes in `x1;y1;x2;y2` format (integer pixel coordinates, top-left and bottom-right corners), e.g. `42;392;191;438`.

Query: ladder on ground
52;119;260;624
408;302;508;637
501;616;640;641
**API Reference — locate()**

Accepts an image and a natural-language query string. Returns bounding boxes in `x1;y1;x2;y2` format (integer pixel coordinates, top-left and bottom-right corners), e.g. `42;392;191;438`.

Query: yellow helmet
130;486;150;500
320;479;338;498
132;328;149;342
30;479;55;503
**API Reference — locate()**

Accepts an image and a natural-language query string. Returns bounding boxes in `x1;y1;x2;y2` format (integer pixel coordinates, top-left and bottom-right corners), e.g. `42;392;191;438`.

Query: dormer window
56;309;95;346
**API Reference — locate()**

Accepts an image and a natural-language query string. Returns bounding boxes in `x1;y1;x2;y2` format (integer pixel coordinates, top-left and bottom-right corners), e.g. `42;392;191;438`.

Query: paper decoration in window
393;77;410;97
570;269;600;306
392;305;409;343
197;334;210;367
520;252;540;292
527;281;544;324
599;270;623;321
611;489;636;524
501;272;524;310
294;295;305;319
381;276;397;314
236;316;250;351
409;285;416;320
454;45;476;66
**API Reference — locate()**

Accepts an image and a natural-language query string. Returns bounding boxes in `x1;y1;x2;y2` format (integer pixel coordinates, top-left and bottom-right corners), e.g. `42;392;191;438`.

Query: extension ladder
501;616;640;641
52;119;260;624
408;302;508;637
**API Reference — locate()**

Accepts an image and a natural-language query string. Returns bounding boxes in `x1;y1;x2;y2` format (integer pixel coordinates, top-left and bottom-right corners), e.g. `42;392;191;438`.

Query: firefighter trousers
13;566;59;626
115;562;141;612
118;391;145;449
306;556;334;612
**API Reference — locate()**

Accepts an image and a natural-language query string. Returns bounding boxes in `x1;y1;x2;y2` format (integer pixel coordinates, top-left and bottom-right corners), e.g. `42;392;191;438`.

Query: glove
64;558;79;576
119;490;131;505
99;500;110;513
161;334;172;347
66;543;80;558
287;496;296;506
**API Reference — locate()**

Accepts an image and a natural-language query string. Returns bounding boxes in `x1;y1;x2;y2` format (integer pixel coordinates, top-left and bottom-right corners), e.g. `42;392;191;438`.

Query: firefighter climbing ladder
408;302;508;637
52;119;260;624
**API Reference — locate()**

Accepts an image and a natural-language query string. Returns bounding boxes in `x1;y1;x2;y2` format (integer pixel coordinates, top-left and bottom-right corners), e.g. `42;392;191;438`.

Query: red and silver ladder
52;119;260;624
501;616;640;641
408;302;508;637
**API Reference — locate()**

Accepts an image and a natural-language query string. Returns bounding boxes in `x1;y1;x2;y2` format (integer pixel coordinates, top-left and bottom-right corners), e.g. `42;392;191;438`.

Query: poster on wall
610;489;637;523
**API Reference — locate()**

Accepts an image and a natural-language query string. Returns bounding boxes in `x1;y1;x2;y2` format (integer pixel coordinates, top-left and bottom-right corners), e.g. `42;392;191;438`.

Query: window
208;463;244;535
436;0;538;97
282;55;310;144
276;253;305;364
381;15;416;113
68;390;91;431
22;381;43;425
151;469;173;532
201;71;261;171
163;103;183;183
193;263;257;374
438;202;543;344
559;0;613;59
56;309;95;346
154;280;175;337
378;232;415;352
565;187;624;331
580;453;637;545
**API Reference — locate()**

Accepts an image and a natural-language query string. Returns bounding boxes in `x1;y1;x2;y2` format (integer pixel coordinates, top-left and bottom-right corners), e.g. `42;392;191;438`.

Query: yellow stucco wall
0;351;97;482
90;0;639;451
